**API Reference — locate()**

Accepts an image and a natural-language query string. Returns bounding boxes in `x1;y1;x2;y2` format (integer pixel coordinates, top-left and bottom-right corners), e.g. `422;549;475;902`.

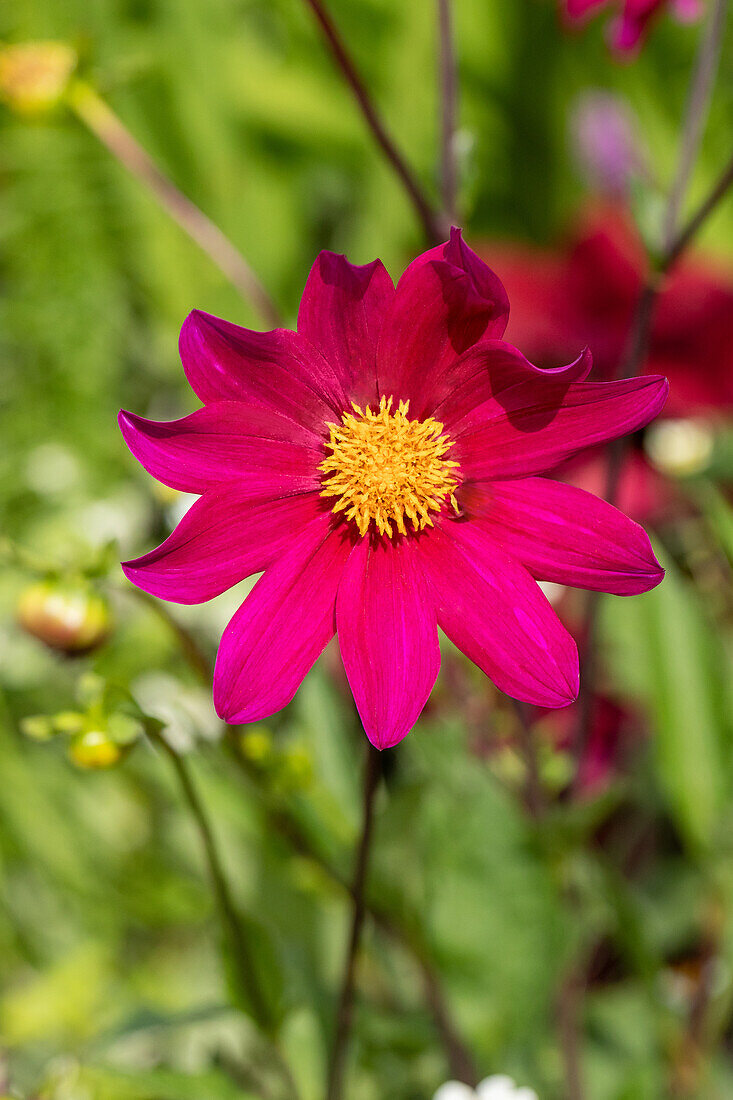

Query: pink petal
119;402;321;495
420;522;579;708
464;477;664;595
453;375;668;481
428;339;592;428
298;252;395;405
213;514;352;724
671;0;703;22
337;537;440;750
122;490;325;604
609;12;648;49
376;228;510;413
565;0;608;17
179;310;347;434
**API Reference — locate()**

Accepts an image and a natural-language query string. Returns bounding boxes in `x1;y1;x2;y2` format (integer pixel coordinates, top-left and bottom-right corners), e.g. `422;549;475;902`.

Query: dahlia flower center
319;396;461;538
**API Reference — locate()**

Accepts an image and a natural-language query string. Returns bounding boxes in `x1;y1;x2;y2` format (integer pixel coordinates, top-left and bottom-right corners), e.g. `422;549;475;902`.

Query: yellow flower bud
0;42;77;116
239;727;273;764
68;729;123;769
17;580;112;655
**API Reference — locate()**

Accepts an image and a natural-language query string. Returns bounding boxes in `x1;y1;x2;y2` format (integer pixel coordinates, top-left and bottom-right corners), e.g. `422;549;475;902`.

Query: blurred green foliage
2;0;733;1098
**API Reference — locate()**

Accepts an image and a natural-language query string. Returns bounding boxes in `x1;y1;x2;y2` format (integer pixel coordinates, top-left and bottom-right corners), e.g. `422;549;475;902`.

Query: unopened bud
17;581;112;654
20;715;55;741
68;729;123;769
239;727;273;765
645;418;714;478
0;42;77;116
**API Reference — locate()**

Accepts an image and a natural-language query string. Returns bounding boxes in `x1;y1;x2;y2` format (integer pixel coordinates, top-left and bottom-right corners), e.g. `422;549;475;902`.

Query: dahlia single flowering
565;0;703;51
120;231;666;749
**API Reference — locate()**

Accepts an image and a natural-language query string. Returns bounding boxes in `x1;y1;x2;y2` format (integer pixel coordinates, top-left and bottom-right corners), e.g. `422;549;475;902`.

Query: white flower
433;1076;538;1100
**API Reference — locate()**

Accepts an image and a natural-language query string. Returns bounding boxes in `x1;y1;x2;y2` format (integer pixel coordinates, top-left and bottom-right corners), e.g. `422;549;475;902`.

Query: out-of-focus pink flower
565;0;703;52
482;209;733;418
119;231;666;749
569;91;647;197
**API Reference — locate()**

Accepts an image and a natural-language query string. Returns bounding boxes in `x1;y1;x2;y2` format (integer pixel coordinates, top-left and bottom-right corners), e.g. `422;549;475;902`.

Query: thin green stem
134;591;477;1083
148;728;300;1098
437;0;459;224
326;743;381;1100
67;80;282;327
662;0;728;252
303;0;445;244
149;728;269;1021
224;735;478;1083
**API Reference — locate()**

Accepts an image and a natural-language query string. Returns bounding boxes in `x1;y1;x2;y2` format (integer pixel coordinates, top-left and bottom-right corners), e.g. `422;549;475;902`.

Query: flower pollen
320;396;461;538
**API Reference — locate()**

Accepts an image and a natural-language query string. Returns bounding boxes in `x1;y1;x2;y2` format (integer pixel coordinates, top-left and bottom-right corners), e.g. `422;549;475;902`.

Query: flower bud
17;580;112;654
68;729;123;769
0;42;77;116
239;727;273;765
645;418;714;478
20;715;55;741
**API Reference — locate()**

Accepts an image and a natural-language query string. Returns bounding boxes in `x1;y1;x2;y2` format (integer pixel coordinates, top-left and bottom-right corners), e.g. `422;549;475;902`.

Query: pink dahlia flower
565;0;702;51
119;231;666;749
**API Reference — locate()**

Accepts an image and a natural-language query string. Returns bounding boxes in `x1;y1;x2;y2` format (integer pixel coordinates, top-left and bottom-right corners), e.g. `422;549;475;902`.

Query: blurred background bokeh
2;1;733;1097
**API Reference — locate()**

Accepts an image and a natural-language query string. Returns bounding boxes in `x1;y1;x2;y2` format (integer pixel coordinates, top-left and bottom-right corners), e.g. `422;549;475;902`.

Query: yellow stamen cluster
320;396;461;538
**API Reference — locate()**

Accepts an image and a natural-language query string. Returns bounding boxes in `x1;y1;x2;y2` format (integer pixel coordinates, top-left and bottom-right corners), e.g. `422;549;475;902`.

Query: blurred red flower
482;209;733;418
564;0;702;52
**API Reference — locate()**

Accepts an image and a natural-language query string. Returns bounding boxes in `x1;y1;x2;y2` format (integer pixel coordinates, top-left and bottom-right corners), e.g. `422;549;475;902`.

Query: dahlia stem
326;742;381;1100
666;147;733;268
131;592;477;1082
436;0;459;225
225;736;478;1084
302;0;445;245
662;0;728;252
66;80;283;328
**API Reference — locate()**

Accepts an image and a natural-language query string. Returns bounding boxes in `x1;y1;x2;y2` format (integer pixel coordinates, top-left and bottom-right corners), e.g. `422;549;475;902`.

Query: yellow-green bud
0;42;77;116
278;746;313;791
20;715;55;741
52;711;85;735
68;729;123;769
239;727;273;764
17;580;112;655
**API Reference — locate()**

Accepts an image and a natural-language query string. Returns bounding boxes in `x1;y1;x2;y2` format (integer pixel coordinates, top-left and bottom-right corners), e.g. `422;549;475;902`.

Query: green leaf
49;1065;256;1100
600;547;731;853
220;907;285;1035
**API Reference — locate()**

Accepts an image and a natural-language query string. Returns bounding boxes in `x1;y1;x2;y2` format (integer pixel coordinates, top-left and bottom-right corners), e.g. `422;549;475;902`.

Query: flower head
564;0;703;52
120;231;666;749
569;91;646;197
0;41;77;116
